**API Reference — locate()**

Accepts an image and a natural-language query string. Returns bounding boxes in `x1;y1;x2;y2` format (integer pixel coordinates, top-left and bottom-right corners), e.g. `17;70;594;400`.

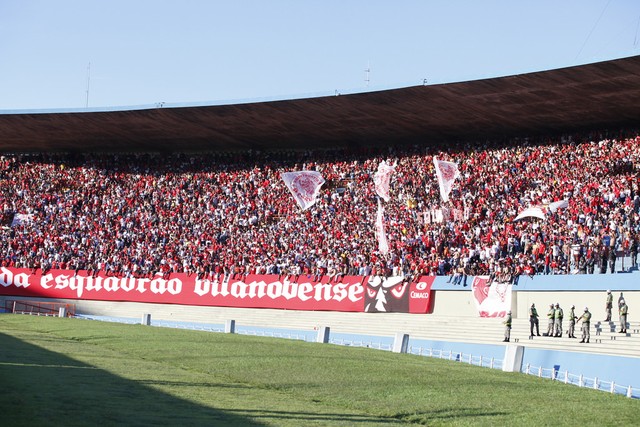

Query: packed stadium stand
1;136;638;280
1;56;639;395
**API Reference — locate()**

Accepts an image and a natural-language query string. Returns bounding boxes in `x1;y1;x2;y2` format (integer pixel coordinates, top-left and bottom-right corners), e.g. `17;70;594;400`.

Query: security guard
619;299;628;333
605;289;613;322
529;303;540;337
567;305;577;338
554;303;563;337
577;307;592;343
545;303;555;336
503;310;512;342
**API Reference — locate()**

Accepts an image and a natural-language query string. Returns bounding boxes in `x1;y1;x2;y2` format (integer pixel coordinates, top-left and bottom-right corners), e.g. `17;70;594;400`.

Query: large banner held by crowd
471;276;513;318
0;268;435;314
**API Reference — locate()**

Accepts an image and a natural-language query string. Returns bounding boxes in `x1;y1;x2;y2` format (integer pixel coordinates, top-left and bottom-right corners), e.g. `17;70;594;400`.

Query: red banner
0;268;434;314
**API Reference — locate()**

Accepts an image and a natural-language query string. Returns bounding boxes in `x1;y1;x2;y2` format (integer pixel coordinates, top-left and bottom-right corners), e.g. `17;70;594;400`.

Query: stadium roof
1;55;640;153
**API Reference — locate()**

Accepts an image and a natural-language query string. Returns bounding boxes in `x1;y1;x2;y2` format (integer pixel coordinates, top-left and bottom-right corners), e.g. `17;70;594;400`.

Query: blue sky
1;1;639;110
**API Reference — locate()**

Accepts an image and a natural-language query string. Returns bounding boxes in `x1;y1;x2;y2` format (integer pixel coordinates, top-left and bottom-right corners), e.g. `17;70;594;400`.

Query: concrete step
81;301;640;355
9;298;640;359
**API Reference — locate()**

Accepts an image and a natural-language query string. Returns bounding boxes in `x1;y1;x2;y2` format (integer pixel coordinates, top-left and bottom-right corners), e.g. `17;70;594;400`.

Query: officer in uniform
529;303;540;337
545;303;555;336
577;307;592;343
605;289;613;321
567;304;577;338
554;303;563;337
619;299;628;333
503;310;512;342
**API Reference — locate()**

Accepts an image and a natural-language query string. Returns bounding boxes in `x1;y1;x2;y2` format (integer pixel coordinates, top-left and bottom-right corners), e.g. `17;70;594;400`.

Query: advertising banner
0;268;434;314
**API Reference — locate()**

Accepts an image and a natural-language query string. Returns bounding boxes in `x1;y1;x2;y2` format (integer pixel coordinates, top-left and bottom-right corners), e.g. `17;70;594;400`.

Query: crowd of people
1;130;639;282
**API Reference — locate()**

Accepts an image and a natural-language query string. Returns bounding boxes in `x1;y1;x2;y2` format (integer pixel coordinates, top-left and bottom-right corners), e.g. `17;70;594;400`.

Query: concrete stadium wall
431;272;640;319
406;338;640;397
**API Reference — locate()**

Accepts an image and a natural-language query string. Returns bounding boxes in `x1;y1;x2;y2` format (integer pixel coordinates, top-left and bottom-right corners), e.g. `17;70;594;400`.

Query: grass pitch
0;314;637;426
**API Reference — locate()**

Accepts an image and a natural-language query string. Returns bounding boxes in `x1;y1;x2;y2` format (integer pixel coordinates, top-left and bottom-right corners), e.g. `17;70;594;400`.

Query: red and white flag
471;276;513;318
373;160;396;202
375;198;390;255
433;157;460;203
281;171;325;210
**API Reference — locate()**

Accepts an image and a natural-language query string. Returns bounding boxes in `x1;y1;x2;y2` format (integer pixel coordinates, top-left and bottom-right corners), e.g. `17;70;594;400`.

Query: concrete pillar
141;313;151;325
225;319;236;334
316;326;330;343
392;333;409;353
502;344;524;372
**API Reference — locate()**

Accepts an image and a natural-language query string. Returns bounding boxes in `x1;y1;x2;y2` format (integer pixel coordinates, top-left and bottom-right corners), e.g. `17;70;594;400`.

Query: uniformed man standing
545;303;555;336
567;304;577;338
503;310;512;342
605;289;613;321
554;303;564;337
577;307;592;343
619;299;628;333
529;303;540;337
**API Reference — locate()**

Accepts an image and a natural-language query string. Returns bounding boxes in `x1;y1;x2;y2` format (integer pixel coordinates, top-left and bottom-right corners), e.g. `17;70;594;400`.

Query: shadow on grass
0;332;398;426
393;408;509;424
0;332;262;426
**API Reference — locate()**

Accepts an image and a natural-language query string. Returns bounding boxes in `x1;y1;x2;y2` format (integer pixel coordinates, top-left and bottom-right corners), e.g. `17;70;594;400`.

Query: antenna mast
365;61;370;87
85;62;91;108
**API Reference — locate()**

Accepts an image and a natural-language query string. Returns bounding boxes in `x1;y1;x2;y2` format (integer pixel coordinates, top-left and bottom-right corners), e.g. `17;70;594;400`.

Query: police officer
619;299;628;333
545;303;555;336
567;304;577;338
554;303;563;337
577;307;592;343
503;310;512;342
529;303;540;337
605;289;613;321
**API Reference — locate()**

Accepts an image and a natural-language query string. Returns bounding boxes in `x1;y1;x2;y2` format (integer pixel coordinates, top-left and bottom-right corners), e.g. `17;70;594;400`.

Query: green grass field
0;314;637;426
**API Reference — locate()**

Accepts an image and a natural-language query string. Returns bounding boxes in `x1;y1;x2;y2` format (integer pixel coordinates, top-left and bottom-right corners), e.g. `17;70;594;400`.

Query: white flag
375;199;390;255
373;160;396;202
548;199;569;213
433;157;460;203
11;213;33;227
513;206;546;221
281;171;325;210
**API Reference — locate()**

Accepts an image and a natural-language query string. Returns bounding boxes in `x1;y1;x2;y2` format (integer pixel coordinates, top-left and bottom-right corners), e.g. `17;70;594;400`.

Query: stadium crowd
1;131;639;283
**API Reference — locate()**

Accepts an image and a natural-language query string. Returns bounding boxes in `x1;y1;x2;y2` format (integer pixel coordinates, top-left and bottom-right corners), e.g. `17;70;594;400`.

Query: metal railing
523;363;639;398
